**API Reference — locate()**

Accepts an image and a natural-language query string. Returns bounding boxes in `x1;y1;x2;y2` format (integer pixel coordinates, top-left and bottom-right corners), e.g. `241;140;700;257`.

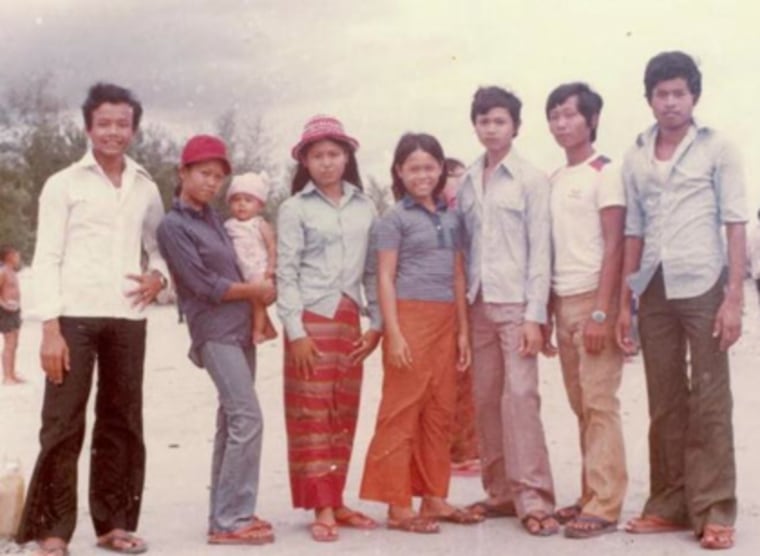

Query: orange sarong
284;296;362;509
360;299;458;506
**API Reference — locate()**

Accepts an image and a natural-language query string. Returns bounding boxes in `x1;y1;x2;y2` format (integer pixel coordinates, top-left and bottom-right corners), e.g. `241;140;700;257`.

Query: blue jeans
200;342;263;533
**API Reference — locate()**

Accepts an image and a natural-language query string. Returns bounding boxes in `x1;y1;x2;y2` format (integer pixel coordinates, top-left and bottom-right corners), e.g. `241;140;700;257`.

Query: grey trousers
638;268;736;534
200;342;263;533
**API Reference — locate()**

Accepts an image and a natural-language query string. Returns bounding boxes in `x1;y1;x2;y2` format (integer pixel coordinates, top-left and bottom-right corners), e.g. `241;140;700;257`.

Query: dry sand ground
2;274;759;555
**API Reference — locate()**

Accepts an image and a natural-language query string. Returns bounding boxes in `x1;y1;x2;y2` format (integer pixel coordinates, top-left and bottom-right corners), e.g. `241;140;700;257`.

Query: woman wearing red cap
157;135;276;545
277;115;382;542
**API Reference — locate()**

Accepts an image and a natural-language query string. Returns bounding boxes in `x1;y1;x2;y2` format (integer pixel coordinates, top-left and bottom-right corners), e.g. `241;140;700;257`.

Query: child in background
224;172;278;344
442;158;465;209
0;245;23;385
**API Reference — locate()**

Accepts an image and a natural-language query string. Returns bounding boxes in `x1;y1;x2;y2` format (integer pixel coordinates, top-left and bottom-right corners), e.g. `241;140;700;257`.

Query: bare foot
35;537;68;556
2;376;24;385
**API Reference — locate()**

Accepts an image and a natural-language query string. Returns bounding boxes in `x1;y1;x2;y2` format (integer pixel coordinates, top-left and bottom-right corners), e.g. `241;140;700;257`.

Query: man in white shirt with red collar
18;83;168;556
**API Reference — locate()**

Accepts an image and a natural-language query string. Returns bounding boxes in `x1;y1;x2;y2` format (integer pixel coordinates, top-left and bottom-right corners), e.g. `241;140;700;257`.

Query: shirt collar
635;119;712;150
75;150;153;184
463;149;519;184
401;194;447;212
300;180;361;202
172;197;212;219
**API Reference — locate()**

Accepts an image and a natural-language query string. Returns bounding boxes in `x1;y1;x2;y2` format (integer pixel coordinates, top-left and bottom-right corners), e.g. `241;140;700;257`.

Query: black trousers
17;317;147;543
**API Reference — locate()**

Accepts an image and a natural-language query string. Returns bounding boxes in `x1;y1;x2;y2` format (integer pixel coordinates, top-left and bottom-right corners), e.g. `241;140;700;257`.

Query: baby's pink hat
226;172;270;204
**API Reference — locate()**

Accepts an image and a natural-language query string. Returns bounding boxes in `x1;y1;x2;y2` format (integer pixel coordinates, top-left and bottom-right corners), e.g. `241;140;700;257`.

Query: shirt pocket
492;192;525;232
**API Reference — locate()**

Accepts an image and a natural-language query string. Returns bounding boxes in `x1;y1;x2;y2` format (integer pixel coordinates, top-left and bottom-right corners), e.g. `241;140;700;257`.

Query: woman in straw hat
277;115;382;542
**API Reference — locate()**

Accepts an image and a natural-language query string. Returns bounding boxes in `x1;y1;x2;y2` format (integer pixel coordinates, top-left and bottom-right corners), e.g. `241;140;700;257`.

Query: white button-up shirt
32;150;168;320
457;150;552;323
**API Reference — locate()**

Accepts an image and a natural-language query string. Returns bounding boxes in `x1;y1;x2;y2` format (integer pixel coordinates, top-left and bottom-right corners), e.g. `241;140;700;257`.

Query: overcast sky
1;0;758;208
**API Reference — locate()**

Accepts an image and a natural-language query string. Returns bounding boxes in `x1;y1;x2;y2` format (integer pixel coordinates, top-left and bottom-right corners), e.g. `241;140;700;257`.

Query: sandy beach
2;273;759;555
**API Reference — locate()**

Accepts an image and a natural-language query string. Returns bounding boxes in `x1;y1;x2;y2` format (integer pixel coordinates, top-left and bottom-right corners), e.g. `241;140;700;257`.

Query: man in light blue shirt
458;86;557;536
616;51;746;550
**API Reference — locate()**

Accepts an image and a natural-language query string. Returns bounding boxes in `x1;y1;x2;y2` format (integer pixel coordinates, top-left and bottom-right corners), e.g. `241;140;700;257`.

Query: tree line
0;76;391;263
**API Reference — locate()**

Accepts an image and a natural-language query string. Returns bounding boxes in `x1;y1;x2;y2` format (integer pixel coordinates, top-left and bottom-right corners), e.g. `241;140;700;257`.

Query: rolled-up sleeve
524;173;550;324
714;138;748;224
276;200;307;340
32;175;68;321
157;219;232;304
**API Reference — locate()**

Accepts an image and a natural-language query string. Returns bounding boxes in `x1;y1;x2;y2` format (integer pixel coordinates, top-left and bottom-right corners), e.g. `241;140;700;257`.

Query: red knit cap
291;115;359;161
181;134;231;175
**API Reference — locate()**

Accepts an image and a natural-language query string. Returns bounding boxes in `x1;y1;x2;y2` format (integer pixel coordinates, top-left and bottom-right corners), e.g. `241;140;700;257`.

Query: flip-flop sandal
96;531;148;554
564;515;618;539
466;500;517;518
208;519;275;545
430;507;485;525
334;509;378;529
309;521;339;542
522;513;560;537
387;515;440;534
624;514;689;534
699;524;735;550
554;503;582;524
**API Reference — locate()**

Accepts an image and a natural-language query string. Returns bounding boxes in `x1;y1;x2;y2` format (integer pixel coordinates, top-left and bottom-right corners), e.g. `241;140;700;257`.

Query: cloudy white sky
1;0;758;208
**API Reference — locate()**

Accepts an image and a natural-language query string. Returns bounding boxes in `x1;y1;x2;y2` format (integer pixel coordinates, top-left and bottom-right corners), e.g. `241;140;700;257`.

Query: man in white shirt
17;83;168;556
544;82;627;538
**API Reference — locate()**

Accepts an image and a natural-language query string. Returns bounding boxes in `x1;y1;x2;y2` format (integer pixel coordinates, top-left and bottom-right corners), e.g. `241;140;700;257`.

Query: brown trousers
554;290;627;521
638;268;736;534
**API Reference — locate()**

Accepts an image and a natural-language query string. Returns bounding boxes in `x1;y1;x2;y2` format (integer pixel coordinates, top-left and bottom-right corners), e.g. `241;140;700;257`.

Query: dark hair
0;245;18;262
444;158;465;175
390;133;447;202
644;51;701;102
82;82;143;130
470;86;522;135
545;82;604;143
290;139;362;195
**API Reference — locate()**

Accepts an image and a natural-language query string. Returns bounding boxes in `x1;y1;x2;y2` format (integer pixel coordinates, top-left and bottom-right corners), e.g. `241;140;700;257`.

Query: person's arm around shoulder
521;169;551;357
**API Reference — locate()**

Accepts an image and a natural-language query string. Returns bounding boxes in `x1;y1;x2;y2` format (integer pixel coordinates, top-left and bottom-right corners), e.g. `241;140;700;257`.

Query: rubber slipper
465;500;517;518
387;515;440;534
309;521;339;542
334;508;377;529
700;523;734;550
624;514;689;534
208;519;275;545
554;503;582;525
522;512;560;537
96;531;148;554
428;507;484;525
564;515;618;539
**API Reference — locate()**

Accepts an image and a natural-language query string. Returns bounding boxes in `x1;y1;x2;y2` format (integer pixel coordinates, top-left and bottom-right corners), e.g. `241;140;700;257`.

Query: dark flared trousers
638;268;736;535
17;317;147;543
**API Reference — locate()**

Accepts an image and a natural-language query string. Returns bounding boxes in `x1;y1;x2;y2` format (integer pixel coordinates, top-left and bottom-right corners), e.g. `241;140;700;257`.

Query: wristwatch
152;270;168;290
590;310;607;324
